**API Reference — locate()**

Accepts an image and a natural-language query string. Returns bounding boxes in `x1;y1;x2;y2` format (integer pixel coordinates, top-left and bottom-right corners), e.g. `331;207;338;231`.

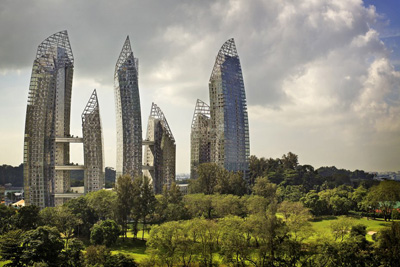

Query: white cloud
0;0;399;172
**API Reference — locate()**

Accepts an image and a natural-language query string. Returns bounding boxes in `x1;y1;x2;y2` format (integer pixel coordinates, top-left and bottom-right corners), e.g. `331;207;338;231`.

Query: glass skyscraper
114;36;142;180
191;38;250;178
23;31;74;207
82;89;104;193
143;103;176;194
190;99;211;179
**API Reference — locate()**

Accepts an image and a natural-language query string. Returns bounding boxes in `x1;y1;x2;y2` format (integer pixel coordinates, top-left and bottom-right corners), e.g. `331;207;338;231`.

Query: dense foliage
1;152;400;266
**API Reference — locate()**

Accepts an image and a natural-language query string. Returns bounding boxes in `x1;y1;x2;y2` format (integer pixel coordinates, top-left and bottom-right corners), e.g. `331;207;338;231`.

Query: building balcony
55;137;83;143
142;165;155;171
55;165;84;170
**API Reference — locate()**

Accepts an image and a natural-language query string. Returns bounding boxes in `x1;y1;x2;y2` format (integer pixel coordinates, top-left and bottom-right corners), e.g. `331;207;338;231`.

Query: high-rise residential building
114;36;142;180
23;31;75;207
190;99;211;179
143;103;176;194
82;89;104;193
190;38;249;178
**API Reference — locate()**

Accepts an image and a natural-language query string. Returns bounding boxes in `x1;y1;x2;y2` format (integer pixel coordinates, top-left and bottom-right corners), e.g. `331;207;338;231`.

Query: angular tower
209;38;250;176
114;36;142;180
82;89;104;193
143;103;176;194
23;31;74;207
190;99;211;179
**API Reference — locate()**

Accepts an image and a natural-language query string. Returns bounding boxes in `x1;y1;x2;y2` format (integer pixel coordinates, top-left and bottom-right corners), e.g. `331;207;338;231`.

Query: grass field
309;216;393;242
110;238;148;263
109;224;152;262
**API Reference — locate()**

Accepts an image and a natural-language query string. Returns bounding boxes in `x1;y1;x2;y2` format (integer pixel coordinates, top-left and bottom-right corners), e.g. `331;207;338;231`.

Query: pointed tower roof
191;99;210;129
149;103;175;142
82;89;100;122
210;38;239;79
115;36;138;78
35;30;74;66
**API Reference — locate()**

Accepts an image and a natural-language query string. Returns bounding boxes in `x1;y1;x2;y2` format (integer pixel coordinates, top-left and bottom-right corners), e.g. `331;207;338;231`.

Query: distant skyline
0;0;399;173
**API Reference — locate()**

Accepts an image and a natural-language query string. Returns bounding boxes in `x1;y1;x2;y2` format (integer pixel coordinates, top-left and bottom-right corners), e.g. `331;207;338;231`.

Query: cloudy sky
0;0;399;173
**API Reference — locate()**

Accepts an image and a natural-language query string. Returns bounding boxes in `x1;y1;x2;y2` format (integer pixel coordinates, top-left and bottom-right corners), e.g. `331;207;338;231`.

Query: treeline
249;152;375;189
0;164;116;188
0;164;23;187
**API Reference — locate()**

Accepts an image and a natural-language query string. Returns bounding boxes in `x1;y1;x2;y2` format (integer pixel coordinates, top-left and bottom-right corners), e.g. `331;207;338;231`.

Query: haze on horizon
0;0;399;173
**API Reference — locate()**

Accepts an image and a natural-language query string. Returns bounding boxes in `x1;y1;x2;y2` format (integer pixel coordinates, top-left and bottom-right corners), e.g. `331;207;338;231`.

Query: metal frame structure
143;103;176;194
24;30;74;207
114;36;142;180
190;99;211;179
82;89;104;193
208;38;250;176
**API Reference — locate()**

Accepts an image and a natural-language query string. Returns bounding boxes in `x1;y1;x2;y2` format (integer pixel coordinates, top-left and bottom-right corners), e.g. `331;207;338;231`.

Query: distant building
114;36;142;180
190;38;250;179
143;103;176;194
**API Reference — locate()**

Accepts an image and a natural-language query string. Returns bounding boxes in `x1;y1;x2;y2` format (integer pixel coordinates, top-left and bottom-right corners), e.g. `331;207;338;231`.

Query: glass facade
190;99;211;179
23;31;74;207
82;89;104;193
209;38;250;176
143;103;176;194
114;36;142;180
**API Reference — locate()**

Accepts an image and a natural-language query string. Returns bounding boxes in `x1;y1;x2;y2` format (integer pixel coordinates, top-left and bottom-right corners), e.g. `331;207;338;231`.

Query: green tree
0;204;16;234
115;174;135;239
301;190;329;216
64;196;98;238
330;217;353;242
278;201;313;241
184;194;214;219
352;185;368;211
191;163;221;194
191;218;219;267
105;254;137;267
137;176;157;240
281;152;299;170
245;195;272;215
213;194;246;218
244;213;294;266
60;238;85;267
365;180;400;221
20;226;64;266
253;176;277;200
147;221;182;267
218;216;249;266
40;206;82;247
0;229;24;266
90;220;121;247
86;189;117;220
15;205;40;230
157;183;188;222
249;155;268;185
226;171;248;196
375;222;400;266
85;245;111;266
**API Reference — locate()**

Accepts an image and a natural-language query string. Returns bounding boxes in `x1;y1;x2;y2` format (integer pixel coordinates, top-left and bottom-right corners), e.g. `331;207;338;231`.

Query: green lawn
309;216;393;242
110;238;149;263
111;225;153;263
